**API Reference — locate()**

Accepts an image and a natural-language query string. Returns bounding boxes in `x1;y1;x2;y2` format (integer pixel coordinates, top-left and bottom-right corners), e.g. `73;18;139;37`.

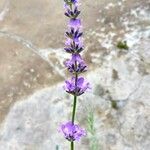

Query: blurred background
0;0;150;149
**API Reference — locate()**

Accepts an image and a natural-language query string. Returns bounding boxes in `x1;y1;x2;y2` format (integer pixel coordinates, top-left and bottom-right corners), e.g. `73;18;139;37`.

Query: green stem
72;73;78;123
71;70;78;150
72;95;77;123
71;142;74;150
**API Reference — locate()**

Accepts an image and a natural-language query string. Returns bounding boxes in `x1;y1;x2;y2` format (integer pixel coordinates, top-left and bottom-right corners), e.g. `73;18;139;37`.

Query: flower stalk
72;66;78;123
72;93;77;123
71;141;74;150
60;0;90;149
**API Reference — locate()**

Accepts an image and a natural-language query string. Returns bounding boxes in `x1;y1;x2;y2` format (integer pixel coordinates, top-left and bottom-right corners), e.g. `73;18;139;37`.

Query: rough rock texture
0;0;150;149
0;46;149;149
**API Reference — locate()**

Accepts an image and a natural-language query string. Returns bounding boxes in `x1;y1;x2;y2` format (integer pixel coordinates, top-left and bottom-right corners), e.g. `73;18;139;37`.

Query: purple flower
64;38;83;53
60;121;86;142
60;0;90;147
69;19;81;29
64;77;90;96
65;54;87;73
66;27;83;40
71;0;79;4
65;6;80;19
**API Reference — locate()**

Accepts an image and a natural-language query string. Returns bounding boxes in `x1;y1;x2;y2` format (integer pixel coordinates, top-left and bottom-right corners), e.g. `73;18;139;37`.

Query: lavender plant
59;0;90;149
87;111;99;150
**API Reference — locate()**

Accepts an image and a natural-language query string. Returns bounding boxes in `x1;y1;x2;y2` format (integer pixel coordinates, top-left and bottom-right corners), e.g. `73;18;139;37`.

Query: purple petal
74;54;83;63
77;77;84;87
65;38;72;46
64;80;74;91
69;19;81;28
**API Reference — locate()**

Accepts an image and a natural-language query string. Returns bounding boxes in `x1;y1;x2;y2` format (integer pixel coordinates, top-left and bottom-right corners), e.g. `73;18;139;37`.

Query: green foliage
111;100;118;109
64;0;72;5
87;111;100;150
55;145;59;150
87;111;95;135
117;41;129;50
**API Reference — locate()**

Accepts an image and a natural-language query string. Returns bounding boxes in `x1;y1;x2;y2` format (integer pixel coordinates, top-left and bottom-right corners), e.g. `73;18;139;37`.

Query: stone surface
0;0;150;149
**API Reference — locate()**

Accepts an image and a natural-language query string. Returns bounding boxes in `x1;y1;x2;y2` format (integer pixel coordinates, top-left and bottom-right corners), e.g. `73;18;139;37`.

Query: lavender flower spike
61;0;90;149
60;121;86;142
